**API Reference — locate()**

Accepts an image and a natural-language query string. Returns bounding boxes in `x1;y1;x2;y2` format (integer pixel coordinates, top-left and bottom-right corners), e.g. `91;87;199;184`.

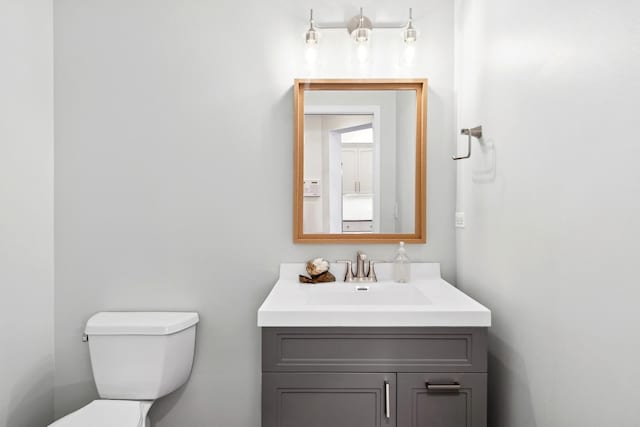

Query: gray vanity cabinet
397;373;487;427
262;327;487;427
262;373;395;427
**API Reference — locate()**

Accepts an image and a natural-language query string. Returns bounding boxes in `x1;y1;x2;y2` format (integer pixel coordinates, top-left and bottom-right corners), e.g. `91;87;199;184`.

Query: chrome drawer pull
384;381;390;419
426;382;461;392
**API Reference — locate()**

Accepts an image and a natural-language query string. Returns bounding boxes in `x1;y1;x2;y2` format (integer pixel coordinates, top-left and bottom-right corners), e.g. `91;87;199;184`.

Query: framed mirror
293;79;427;243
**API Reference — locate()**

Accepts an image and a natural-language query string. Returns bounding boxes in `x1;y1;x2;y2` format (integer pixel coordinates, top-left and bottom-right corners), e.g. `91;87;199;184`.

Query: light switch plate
455;212;465;228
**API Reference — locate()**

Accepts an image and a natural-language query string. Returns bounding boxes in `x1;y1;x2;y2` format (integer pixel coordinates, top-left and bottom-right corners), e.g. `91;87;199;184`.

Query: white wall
53;0;457;425
396;90;417;233
0;0;55;425
455;0;640;425
302;115;324;232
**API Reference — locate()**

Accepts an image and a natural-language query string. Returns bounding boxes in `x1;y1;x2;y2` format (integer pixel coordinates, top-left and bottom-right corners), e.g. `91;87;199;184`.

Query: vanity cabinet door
263;373;396;427
397;373;486;427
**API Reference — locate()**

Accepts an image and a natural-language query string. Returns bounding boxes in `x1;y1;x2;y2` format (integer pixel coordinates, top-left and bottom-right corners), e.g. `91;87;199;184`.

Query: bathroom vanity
258;264;491;427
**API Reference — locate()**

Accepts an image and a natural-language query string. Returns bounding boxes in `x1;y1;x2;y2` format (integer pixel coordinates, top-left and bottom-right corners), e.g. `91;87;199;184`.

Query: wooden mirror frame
294;78;427;244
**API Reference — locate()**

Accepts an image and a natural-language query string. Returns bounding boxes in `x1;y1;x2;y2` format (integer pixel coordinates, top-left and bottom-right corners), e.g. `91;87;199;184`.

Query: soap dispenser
393;241;411;283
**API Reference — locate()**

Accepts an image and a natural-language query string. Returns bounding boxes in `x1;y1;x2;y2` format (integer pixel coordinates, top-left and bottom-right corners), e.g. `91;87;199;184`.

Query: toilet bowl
49;312;199;427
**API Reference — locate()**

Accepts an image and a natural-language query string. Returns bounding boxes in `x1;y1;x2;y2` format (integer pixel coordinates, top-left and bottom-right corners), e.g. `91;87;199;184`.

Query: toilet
49;311;199;427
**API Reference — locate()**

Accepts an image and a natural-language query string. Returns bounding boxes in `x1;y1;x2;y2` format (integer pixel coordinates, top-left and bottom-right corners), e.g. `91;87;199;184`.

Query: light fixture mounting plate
346;14;373;34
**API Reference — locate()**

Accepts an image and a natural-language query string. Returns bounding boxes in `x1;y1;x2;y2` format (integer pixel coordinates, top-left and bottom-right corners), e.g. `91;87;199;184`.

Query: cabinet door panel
397;373;486;427
341;148;358;194
263;373;396;427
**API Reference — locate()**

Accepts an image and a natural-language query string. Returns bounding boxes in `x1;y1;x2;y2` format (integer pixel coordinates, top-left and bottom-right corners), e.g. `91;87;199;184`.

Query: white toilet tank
85;312;199;400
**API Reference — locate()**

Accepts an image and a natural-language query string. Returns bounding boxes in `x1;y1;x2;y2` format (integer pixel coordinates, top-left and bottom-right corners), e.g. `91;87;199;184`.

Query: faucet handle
367;260;380;282
335;260;354;282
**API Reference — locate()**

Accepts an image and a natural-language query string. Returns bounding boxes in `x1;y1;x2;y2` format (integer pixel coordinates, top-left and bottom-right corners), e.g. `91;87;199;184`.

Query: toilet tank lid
85;312;199;336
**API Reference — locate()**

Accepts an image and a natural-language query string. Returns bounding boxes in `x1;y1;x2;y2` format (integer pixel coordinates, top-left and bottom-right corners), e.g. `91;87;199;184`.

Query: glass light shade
351;27;371;44
305;27;319;45
305;45;318;65
356;44;368;63
403;27;417;44
403;21;417;44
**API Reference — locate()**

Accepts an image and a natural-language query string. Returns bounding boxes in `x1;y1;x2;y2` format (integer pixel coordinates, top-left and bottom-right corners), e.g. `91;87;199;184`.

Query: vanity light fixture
305;9;319;45
304;7;418;46
403;8;417;44
348;8;373;44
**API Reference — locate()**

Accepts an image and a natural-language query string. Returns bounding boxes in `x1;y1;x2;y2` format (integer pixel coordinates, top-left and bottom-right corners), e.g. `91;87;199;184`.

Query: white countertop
257;263;491;327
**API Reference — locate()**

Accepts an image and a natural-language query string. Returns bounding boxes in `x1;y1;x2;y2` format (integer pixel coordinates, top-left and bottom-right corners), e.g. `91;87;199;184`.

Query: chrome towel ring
453;126;483;160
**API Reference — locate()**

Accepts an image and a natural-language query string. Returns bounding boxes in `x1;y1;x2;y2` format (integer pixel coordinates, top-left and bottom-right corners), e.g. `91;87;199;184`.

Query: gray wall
0;0;55;425
53;1;456;425
454;0;640;426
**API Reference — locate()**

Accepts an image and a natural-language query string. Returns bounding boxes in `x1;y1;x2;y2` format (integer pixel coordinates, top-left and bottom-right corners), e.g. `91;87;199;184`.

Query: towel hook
453;126;483;160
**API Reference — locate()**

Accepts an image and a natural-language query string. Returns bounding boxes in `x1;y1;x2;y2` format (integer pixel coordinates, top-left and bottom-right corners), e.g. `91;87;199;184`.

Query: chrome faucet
355;251;367;279
337;251;378;283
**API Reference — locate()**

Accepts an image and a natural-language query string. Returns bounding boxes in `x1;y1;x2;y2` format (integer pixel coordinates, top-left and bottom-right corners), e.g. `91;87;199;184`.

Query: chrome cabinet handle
426;381;461;392
384;381;390;419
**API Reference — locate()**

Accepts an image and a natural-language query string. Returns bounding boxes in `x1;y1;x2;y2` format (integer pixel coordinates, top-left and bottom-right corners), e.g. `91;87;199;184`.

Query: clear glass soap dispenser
393;241;411;283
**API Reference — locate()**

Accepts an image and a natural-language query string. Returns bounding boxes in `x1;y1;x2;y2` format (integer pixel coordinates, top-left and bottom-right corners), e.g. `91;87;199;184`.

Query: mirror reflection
293;79;427;243
303;90;416;235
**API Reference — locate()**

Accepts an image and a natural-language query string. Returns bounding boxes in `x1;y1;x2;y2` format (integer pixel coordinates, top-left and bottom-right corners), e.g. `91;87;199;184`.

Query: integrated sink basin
257;263;491;327
306;282;431;306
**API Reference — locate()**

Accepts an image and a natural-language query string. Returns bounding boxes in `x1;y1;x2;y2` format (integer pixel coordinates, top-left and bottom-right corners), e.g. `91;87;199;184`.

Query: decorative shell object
306;258;329;276
299;258;336;284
